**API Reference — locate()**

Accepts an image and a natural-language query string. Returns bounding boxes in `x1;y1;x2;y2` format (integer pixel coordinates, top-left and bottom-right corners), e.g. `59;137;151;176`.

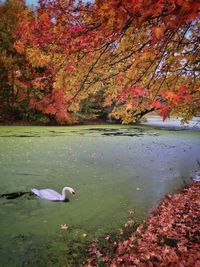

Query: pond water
0;125;199;266
143;115;200;130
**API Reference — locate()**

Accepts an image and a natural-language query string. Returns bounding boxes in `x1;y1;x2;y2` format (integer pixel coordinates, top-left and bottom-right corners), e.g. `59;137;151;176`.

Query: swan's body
31;187;75;201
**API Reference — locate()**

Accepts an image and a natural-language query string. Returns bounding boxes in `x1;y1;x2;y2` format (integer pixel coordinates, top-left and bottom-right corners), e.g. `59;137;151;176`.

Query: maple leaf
65;64;74;73
60;224;69;230
150;100;163;110
178;86;187;94
152;26;164;40
13;40;25;53
160;106;170;121
44;104;57;115
165;91;177;101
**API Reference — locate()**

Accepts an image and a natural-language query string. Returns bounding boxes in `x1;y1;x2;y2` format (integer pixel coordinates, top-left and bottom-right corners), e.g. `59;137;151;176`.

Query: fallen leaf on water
124;219;135;228
119;228;123;235
60;224;69;230
128;210;134;215
105;235;110;241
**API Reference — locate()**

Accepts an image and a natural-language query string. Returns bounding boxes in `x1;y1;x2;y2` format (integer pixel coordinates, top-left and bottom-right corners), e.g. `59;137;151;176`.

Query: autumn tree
0;0;28;120
14;0;200;124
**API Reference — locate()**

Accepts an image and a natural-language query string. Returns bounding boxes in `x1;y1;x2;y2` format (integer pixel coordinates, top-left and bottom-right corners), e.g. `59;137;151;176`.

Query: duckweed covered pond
0;125;199;266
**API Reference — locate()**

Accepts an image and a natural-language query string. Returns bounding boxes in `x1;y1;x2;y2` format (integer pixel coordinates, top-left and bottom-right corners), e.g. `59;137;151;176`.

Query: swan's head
71;189;76;196
63;187;76;197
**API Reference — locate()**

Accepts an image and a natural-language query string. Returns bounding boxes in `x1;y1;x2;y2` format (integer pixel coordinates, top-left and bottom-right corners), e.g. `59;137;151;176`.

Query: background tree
0;0;58;123
14;0;200;124
0;0;28;120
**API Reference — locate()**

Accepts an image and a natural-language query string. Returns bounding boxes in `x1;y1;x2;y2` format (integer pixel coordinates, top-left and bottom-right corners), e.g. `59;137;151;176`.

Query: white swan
31;187;76;201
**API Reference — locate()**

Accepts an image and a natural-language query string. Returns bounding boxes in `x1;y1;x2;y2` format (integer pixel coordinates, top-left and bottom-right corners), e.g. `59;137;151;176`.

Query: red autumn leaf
150;100;163;110
44;104;57;115
165;91;177;101
65;64;74;73
159;106;170;121
152;26;164;40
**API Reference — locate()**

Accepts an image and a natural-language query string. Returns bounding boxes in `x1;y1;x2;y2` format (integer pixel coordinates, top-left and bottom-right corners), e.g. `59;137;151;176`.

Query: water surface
0;125;199;266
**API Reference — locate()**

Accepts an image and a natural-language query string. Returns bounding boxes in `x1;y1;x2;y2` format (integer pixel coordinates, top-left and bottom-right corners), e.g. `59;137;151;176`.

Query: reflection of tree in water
85;127;159;137
0;128;161;138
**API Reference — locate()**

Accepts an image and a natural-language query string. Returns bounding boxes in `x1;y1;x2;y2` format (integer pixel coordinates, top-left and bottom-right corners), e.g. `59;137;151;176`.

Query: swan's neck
61;187;72;200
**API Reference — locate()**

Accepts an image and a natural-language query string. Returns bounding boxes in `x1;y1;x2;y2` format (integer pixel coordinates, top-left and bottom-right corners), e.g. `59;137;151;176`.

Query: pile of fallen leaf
83;182;200;266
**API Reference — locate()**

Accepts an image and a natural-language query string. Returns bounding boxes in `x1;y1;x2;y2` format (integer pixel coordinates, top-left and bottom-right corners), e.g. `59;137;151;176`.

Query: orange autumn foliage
14;0;200;124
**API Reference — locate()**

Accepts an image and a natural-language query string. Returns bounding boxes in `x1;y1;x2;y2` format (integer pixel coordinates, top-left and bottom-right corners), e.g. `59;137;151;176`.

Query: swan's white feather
31;188;63;201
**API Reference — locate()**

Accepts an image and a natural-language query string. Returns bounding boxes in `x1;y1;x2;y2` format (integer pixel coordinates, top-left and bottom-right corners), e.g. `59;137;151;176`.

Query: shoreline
83;181;200;266
0;115;199;130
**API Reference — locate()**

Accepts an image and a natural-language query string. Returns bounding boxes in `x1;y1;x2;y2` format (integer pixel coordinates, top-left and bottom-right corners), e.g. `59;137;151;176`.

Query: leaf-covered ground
84;182;200;266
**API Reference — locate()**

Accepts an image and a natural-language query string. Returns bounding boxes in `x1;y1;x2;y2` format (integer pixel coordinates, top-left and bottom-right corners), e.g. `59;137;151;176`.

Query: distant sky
0;0;38;7
26;0;92;7
26;0;38;7
0;0;93;8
